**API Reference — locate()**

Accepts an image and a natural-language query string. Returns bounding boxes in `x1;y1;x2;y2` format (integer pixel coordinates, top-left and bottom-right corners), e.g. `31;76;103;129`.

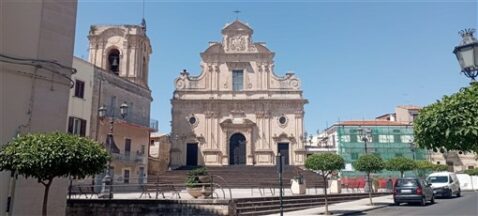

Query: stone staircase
232;193;389;215
148;166;324;189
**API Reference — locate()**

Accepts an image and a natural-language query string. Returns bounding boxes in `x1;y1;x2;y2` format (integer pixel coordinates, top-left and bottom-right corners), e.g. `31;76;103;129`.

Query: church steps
149;166;324;189
233;193;389;215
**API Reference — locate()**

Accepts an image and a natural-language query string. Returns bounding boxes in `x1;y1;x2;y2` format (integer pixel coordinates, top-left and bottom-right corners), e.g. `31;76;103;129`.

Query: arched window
108;49;120;74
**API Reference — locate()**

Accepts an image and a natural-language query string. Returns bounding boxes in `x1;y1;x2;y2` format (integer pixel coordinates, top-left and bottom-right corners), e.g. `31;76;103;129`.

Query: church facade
170;20;308;167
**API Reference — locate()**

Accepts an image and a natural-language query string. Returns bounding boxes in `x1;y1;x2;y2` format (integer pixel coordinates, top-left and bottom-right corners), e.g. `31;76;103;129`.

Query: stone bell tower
87;20;152;88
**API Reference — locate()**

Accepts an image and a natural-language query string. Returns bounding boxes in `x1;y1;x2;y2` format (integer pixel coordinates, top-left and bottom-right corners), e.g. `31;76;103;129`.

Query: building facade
0;1;77;215
148;132;171;178
170;20;308;167
69;22;154;185
68;56;152;185
322;121;427;178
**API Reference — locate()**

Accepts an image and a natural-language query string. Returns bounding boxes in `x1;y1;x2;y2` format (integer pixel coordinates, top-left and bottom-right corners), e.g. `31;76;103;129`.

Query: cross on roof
233;10;241;20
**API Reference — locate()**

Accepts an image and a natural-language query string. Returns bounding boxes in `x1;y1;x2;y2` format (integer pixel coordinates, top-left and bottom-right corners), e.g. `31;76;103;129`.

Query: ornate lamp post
357;127;372;154
98;102;128;199
357;127;372;192
453;28;478;83
408;139;416;161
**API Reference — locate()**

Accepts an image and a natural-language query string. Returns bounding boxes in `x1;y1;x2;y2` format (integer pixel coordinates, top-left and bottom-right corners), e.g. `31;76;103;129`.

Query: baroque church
170;20;308;167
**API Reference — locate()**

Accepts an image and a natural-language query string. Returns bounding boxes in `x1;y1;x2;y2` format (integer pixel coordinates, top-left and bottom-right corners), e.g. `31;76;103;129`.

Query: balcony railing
111;152;145;163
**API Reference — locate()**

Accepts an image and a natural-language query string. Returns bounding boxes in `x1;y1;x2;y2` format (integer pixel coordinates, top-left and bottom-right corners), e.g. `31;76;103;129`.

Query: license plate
401;189;412;193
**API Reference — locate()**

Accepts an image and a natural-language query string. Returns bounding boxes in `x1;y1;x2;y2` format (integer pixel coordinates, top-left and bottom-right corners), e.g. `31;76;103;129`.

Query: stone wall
67;199;231;216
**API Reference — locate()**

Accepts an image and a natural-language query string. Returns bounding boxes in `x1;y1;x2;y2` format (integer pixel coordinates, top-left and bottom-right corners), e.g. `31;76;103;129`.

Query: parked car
426;172;461;198
393;177;435;206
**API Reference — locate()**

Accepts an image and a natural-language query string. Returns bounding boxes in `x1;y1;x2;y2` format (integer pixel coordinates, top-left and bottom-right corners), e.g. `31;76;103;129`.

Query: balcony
111;152;145;164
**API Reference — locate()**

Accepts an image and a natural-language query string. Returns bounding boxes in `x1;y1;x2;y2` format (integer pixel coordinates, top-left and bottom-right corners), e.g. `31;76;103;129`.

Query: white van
426;172;461;198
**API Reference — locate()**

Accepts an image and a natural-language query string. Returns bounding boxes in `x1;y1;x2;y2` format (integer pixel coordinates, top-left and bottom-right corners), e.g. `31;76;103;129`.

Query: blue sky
74;0;477;134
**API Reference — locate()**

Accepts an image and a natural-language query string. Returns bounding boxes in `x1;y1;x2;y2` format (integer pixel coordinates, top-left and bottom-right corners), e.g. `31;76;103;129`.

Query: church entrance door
229;133;246;165
278;143;290;165
186;143;198;166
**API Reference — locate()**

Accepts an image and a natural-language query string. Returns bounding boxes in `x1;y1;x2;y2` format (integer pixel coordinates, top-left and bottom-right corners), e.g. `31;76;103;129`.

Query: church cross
233;10;241;20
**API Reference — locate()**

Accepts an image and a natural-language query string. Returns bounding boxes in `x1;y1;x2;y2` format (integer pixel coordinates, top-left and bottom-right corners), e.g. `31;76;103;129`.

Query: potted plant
186;167;212;198
290;170;306;194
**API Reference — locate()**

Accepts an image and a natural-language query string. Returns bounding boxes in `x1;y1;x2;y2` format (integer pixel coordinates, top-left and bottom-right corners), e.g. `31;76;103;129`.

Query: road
356;191;478;216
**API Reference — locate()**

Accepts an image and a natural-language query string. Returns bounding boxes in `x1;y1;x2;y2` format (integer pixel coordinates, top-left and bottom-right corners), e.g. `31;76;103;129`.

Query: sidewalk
266;195;394;216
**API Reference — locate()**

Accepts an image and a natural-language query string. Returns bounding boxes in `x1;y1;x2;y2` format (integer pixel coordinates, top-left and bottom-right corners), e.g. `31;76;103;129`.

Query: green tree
464;168;478;176
0;132;109;216
414;83;478;154
305;153;345;215
386;156;417;178
432;164;448;172
353;154;385;205
415;160;435;178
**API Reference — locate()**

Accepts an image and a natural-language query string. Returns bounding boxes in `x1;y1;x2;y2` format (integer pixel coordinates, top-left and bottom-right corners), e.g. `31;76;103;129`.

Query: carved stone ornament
176;80;185;89
290;78;300;89
229;35;246;51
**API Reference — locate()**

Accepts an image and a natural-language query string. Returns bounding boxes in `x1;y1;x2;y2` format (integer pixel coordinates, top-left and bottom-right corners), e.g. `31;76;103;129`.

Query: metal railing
68;182;228;200
111;152;145;162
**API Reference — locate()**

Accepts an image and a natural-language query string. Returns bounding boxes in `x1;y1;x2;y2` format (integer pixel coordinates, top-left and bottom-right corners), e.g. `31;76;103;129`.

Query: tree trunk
323;175;329;215
42;179;53;216
368;172;373;206
400;171;404;178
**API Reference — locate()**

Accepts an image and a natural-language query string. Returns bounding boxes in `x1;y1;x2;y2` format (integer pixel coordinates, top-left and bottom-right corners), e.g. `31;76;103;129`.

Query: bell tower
87;20;152;88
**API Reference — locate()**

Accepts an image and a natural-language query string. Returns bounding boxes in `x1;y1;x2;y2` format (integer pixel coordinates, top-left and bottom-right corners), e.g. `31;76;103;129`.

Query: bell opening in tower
108;49;120;75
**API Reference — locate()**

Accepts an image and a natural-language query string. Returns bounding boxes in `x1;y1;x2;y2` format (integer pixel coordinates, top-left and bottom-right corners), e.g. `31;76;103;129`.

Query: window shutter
80;119;87;137
68;117;74;133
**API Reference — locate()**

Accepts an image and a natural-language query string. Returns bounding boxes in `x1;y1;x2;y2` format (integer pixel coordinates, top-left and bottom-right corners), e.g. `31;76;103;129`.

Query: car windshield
395;179;419;187
427;176;448;183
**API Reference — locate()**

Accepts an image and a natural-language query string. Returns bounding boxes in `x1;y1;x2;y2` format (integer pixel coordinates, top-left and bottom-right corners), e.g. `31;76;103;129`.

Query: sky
74;0;477;135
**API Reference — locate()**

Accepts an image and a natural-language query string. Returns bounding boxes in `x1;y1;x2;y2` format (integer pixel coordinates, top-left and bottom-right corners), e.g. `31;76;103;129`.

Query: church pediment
273;132;297;144
222;20;253;34
220;118;256;128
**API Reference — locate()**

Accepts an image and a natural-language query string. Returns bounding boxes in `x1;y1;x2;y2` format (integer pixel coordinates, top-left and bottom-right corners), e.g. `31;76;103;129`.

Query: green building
323;120;428;178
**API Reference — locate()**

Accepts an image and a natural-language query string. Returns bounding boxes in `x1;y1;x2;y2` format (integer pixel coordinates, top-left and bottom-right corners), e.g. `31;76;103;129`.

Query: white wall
0;1;77;215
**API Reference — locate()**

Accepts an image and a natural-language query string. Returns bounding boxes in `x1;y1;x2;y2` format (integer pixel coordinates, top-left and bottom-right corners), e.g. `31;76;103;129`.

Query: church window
188;115;199;128
107;49;120;75
232;70;243;91
189;116;197;125
278;115;288;127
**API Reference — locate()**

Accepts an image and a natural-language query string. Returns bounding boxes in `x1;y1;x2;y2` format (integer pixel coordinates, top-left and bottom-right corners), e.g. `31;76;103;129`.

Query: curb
338;203;391;216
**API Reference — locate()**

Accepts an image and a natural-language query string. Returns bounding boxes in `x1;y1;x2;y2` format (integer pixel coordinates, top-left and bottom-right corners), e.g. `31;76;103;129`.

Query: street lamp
357;127;372;192
408;140;416;161
357;127;372;154
98;102;128;199
453;28;478;82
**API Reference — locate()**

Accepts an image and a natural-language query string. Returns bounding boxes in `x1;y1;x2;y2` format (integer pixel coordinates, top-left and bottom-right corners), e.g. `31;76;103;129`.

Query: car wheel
431;195;435;204
420;197;426;206
394;201;400;206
